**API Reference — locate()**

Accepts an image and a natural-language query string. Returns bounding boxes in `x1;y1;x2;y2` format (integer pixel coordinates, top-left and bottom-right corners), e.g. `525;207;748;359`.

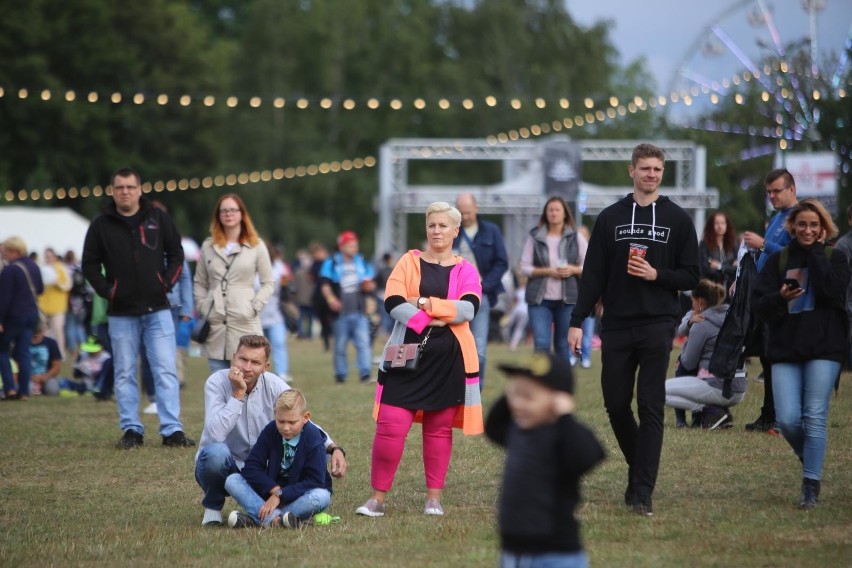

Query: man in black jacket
82;167;194;450
568;143;700;517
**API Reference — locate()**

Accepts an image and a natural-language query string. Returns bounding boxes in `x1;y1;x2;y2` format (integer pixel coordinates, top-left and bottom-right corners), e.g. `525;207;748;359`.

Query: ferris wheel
667;0;852;146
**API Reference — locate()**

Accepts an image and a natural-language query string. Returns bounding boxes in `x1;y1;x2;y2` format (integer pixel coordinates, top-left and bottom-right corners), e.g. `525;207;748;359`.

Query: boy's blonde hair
274;389;307;413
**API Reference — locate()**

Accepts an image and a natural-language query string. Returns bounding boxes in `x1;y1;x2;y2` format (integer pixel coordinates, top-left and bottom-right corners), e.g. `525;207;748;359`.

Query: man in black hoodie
568;143;700;517
83;167;194;450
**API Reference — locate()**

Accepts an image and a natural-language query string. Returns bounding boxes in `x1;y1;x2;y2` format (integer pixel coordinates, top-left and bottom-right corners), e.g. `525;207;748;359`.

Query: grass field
1;338;850;567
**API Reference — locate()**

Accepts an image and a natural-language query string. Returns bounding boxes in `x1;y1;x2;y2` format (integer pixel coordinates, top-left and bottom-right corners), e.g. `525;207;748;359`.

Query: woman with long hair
193;194;274;373
355;202;482;518
519;196;586;364
755;198;849;509
699;210;737;291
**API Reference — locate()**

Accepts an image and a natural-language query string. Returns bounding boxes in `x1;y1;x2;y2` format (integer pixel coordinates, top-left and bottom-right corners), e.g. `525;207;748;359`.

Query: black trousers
759;356;775;422
600;320;675;501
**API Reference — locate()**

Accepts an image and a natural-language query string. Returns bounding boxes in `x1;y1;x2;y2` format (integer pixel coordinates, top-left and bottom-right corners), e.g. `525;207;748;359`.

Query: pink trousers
370;404;457;492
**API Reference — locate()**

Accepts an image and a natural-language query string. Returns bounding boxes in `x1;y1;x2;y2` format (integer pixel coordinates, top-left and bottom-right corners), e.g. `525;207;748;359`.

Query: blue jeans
141;307;185;400
501;551;588;568
263;322;290;376
528;300;574;365
194;442;240;510
224;473;331;525
332;312;371;380
297;305;314;339
108;310;182;436
580;316;595;362
64;312;87;354
469;294;490;390
0;311;37;396
772;360;841;480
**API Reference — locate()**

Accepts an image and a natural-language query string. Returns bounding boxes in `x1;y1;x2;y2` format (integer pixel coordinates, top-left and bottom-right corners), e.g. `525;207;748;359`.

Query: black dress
379;262;466;411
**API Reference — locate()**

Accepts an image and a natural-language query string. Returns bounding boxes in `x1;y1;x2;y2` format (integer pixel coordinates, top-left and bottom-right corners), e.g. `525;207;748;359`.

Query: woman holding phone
755;198;849;510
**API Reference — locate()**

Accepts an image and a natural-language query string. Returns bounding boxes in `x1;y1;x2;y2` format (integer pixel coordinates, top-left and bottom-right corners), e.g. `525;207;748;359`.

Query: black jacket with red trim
82;196;184;316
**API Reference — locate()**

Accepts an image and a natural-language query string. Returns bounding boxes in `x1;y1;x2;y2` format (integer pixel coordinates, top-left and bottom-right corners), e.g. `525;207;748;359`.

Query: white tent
0;206;91;260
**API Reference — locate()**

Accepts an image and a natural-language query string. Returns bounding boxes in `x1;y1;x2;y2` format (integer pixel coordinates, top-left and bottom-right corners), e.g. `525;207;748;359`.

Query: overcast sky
566;0;852;95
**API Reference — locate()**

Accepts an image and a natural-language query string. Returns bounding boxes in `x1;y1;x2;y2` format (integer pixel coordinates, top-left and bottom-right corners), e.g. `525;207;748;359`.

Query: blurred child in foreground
486;352;605;568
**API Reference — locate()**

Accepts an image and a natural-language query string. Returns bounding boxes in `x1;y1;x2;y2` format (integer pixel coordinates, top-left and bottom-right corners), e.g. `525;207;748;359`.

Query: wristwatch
418;297;427;308
327;445;346;457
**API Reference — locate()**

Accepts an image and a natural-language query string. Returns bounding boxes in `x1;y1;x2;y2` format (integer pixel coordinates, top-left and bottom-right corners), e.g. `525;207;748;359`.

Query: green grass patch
0;340;850;566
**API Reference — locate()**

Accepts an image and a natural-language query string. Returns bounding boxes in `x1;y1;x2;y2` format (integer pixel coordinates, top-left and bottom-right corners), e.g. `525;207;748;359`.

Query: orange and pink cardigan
374;249;483;435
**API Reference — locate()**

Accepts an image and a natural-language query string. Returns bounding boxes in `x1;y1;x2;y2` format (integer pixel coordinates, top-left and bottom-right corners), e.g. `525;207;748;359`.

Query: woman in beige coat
193;194;274;373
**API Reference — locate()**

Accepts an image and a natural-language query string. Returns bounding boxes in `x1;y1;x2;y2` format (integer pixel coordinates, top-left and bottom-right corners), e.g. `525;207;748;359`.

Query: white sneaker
202;508;223;526
580;359;592;369
355;498;386;517
143;402;158;415
424;498;444;516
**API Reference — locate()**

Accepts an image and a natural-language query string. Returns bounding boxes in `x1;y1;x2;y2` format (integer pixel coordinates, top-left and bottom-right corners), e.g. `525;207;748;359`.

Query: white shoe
143;402;157;415
580;359;592;369
202;508;223;526
424;498;444;516
355;498;386;517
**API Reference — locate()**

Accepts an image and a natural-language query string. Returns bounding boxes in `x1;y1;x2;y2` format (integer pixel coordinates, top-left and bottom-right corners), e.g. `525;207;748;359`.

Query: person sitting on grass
225;389;332;528
29;325;63;396
486;352;605;568
194;334;347;527
665;279;747;429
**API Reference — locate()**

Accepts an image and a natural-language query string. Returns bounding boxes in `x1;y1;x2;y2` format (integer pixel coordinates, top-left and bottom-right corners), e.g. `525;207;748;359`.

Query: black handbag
191;316;211;343
383;328;432;373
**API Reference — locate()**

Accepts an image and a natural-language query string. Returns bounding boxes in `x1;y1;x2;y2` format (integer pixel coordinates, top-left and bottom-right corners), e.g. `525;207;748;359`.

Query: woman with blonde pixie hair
755;198;849;510
194;194;274;373
356;201;483;518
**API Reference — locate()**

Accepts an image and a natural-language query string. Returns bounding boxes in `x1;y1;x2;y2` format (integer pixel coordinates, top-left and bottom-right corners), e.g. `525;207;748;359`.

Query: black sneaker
632;499;653;517
278;511;302;528
227;510;256;528
799;479;820;510
116;430;144;450
162;431;196;447
745;415;772;432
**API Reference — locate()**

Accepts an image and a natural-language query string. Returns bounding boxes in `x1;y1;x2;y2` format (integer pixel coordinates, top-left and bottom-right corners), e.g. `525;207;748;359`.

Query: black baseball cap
498;352;574;394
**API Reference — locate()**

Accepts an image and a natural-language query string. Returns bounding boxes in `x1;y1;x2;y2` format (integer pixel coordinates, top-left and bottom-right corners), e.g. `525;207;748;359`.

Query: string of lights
2;156;376;203
1;65;847;203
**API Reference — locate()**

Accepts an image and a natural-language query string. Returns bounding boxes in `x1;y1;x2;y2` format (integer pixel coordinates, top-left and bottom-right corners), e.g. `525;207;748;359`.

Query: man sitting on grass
194;334;347;526
225;389;332;528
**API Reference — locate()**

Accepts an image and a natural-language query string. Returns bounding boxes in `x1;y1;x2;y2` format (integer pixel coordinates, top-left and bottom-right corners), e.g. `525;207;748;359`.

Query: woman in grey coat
193;194;274;373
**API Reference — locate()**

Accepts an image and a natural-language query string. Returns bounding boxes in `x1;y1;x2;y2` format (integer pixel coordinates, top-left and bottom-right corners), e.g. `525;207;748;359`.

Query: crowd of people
2;144;850;565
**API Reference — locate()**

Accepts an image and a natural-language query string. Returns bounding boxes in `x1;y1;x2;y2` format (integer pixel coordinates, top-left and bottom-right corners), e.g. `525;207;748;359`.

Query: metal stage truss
377;137;719;264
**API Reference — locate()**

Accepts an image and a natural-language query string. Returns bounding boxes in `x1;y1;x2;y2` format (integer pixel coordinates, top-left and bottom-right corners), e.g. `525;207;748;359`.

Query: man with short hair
82;167;193;449
319;231;376;383
195;334;347;526
568;143;700;517
453;193;509;389
741;168;799;434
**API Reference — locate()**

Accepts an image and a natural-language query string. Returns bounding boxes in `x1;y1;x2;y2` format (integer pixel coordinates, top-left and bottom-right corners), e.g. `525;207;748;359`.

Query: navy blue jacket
453;219;508;304
0;257;44;323
241;420;332;504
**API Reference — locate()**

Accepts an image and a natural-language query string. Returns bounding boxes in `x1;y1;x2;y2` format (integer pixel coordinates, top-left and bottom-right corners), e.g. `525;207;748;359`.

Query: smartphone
782;278;800;290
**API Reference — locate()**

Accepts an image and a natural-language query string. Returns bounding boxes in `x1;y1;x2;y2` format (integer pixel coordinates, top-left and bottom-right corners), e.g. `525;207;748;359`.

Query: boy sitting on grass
225;388;332;528
486;352;605;568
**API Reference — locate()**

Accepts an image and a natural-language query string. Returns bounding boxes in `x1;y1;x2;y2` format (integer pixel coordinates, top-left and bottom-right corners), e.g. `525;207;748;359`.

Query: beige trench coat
193;238;274;361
